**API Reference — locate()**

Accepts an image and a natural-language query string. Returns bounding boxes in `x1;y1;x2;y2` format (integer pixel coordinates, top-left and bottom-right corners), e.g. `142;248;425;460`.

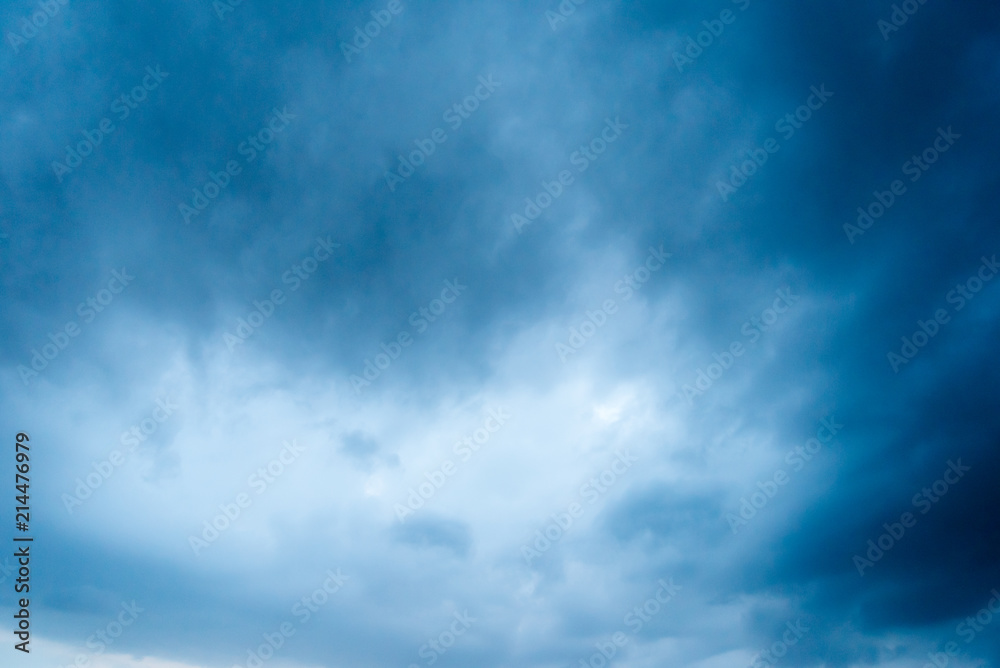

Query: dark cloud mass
1;0;999;667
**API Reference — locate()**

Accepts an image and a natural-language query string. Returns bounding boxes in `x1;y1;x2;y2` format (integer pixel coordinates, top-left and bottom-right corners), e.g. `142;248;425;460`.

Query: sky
2;1;1000;667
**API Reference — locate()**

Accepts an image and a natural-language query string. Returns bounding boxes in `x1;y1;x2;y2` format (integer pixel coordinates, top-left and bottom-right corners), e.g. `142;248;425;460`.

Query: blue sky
2;1;1000;667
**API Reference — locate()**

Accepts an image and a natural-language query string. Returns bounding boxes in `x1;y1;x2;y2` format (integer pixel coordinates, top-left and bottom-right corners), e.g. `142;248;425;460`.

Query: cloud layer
2;1;999;667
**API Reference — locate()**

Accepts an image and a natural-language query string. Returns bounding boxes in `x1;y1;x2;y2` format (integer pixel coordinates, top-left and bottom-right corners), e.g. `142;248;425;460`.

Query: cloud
2;0;999;666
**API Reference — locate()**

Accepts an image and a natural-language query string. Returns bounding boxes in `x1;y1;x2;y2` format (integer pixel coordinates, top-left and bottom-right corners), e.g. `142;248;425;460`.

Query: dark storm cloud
1;0;999;666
